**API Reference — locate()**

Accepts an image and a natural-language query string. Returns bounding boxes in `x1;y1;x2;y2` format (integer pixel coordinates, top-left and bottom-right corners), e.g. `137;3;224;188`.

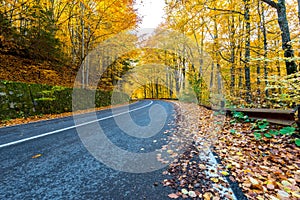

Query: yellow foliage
164;0;300;108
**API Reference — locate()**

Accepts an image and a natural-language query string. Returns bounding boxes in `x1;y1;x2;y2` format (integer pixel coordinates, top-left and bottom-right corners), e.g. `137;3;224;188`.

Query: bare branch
206;6;244;15
261;0;278;9
218;51;232;63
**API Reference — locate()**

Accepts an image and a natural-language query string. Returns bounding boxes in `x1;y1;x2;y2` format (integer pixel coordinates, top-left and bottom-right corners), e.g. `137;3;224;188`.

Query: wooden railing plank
201;104;300;126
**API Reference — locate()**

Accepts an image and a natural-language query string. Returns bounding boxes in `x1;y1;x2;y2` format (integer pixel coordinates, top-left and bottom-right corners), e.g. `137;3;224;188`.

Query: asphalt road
0;100;175;200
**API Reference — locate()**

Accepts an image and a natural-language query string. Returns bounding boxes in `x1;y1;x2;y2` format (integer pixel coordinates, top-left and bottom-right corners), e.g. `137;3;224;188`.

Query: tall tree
244;0;252;103
261;0;297;75
298;0;300;24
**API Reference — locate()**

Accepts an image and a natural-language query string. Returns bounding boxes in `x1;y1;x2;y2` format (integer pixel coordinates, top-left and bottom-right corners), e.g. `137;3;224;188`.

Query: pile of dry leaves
214;117;300;199
162;101;300;200
160;102;236;199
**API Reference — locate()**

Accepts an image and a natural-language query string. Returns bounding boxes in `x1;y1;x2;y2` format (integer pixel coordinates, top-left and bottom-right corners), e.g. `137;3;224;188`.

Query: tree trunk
86;26;91;87
174;55;180;94
144;85;147;98
238;45;243;98
169;72;173;98
261;0;297;75
182;60;186;90
19;0;24;34
257;1;262;99
275;40;282;94
244;0;252;103
261;3;269;98
277;0;297;75
156;78;159;99
210;62;214;93
214;19;222;96
229;15;236;96
80;2;85;88
297;0;300;24
217;63;222;95
237;15;244;99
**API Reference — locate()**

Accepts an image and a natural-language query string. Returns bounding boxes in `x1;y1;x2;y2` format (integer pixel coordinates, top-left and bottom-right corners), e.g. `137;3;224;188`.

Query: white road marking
0;101;153;148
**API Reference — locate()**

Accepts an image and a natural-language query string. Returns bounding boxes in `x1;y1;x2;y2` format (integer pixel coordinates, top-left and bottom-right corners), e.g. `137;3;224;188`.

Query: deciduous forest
163;0;300;109
1;0;299;109
1;0;300;199
0;0;137;86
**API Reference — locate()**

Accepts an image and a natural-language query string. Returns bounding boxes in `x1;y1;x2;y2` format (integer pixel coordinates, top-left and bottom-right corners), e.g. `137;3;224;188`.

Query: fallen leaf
226;164;233;169
269;195;280;200
281;180;291;187
221;171;229;176
181;188;188;195
249;177;259;185
203;192;213;200
277;190;290;199
182;194;188;198
210;177;219;183
199;163;206;170
167;150;174;154
168;193;179;199
267;184;275;190
257;196;264;200
32;154;42;159
291;191;300;198
188;191;197;198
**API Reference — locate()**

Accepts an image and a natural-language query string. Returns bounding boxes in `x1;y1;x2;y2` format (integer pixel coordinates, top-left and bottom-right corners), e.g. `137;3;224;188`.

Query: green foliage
252;120;269;140
263;133;273;138
251;119;274;140
230;129;236;135
295;138;300;147
231;111;249;123
251;118;297;142
279;126;296;136
254;132;263;140
268;129;280;136
256;119;269;131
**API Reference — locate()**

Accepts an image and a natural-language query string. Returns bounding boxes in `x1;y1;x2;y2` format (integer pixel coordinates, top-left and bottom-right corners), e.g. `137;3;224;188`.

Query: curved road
0;100;175;199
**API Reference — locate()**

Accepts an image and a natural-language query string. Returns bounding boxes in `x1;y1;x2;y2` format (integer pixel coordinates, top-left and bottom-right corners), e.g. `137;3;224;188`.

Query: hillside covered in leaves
0;0;138;88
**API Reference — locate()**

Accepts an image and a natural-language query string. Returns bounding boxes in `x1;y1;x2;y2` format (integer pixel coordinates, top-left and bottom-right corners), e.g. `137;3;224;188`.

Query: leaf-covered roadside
161;102;237;199
0;103;130;128
162;102;299;200
214;117;300;199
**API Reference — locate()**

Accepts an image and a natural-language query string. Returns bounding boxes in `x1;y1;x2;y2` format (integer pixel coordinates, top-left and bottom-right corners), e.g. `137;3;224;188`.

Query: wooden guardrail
202;104;300;126
226;107;298;126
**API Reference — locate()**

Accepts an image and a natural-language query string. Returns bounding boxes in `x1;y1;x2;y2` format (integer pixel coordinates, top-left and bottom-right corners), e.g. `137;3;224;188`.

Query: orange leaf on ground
32;154;42;159
168;193;179;199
